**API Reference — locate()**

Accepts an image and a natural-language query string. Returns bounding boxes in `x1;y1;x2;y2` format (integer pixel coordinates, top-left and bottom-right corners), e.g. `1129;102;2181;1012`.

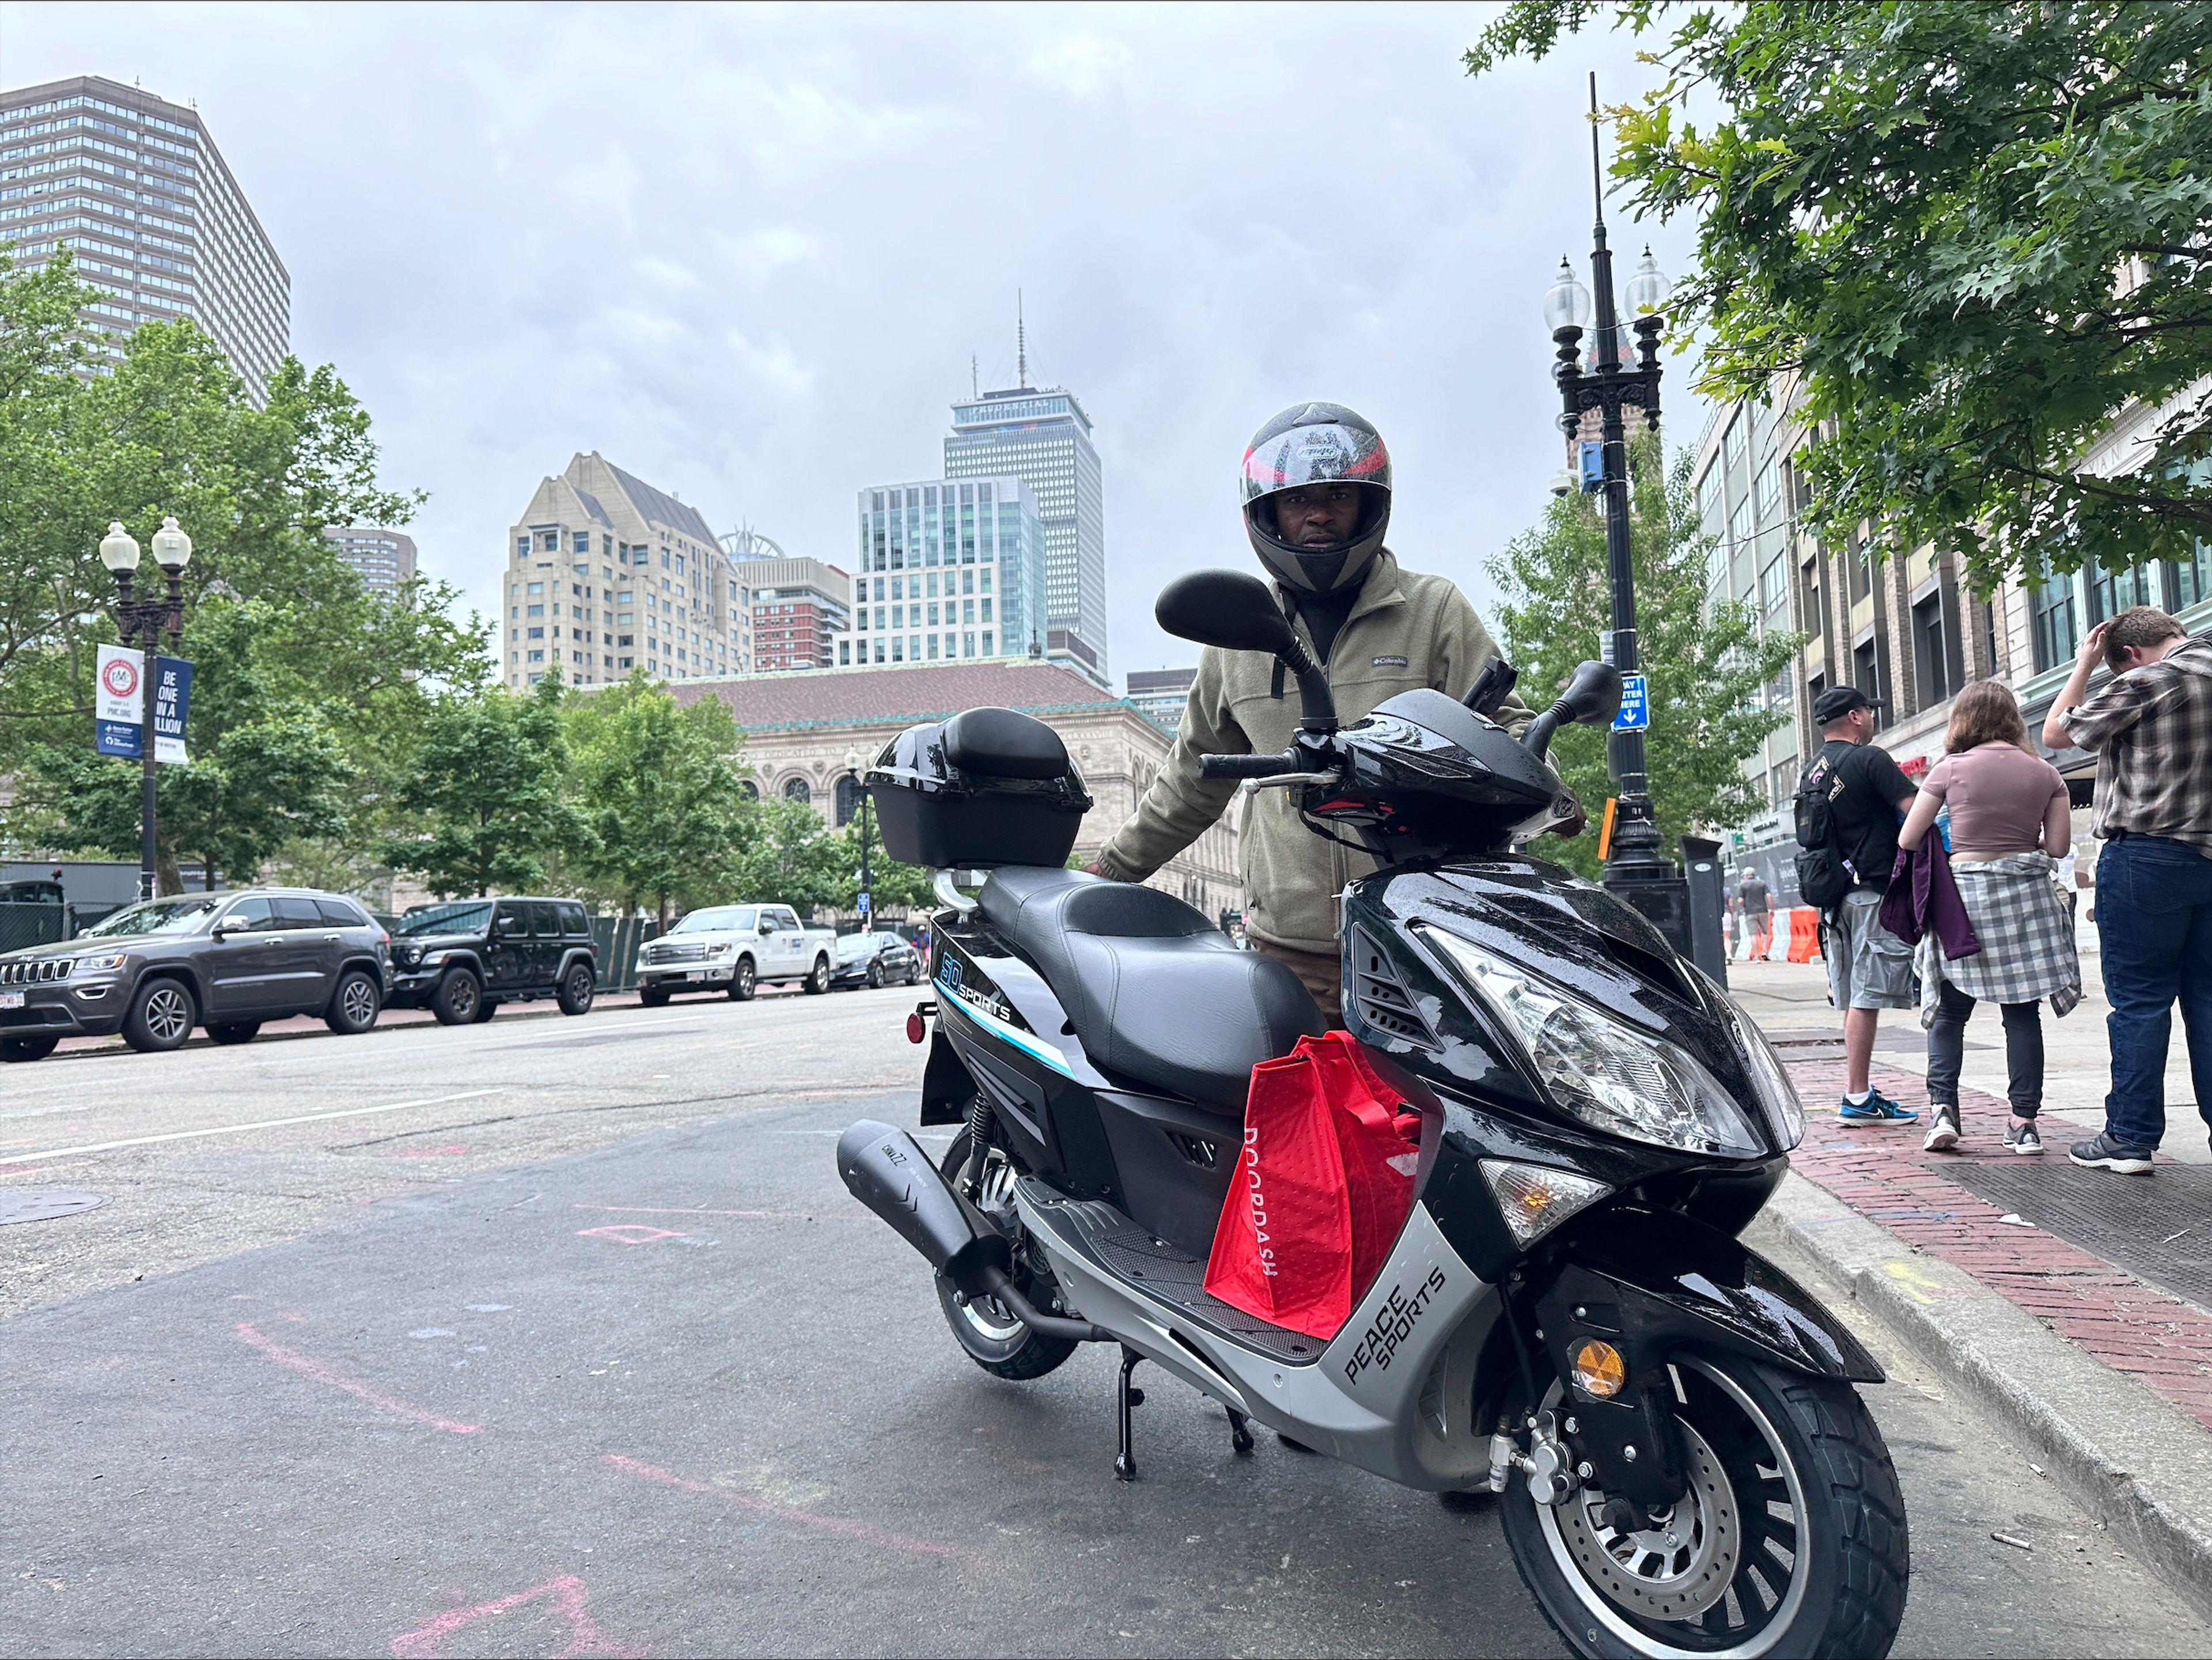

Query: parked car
635;903;835;1005
384;897;598;1024
830;929;922;990
0;888;389;1062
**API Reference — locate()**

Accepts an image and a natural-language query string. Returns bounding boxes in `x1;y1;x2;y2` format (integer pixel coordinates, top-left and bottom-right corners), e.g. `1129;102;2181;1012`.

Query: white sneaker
1923;1105;1960;1153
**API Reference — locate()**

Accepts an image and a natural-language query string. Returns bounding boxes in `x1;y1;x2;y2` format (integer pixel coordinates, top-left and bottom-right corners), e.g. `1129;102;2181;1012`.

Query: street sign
856;890;870;915
1612;672;1650;732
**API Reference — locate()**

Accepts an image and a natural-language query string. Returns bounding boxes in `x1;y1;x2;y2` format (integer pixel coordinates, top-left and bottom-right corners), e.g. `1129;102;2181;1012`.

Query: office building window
2086;558;2156;624
2031;574;2081;672
516;537;530;557
1911;591;1956;707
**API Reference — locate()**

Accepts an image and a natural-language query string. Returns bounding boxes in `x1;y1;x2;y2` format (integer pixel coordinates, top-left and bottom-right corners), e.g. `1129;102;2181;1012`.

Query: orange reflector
1573;1339;1626;1399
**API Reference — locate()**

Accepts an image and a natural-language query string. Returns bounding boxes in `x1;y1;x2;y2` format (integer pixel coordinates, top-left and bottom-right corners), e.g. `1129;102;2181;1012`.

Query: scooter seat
977;867;1324;1113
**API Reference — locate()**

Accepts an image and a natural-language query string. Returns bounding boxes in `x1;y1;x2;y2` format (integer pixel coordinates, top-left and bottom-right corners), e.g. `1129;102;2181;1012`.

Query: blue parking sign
1613;672;1650;731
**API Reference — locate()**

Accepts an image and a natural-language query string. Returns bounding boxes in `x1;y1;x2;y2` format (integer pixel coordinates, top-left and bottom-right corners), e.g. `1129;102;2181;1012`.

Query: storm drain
1942;1158;2212;1311
0;1189;110;1226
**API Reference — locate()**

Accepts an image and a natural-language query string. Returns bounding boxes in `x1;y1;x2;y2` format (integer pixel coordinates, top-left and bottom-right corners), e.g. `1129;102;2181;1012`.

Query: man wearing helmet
1089;401;1539;1018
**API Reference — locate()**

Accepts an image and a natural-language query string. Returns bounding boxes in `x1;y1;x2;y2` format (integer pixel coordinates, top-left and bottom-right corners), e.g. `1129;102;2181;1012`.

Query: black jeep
385;897;597;1025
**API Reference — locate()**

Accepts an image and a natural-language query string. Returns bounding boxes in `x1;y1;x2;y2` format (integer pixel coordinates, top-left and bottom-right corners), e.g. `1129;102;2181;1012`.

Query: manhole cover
0;1189;111;1226
1943;1159;2212;1310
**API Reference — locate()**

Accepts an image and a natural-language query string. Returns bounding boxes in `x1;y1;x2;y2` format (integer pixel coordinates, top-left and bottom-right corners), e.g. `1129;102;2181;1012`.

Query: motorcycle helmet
1240;401;1393;594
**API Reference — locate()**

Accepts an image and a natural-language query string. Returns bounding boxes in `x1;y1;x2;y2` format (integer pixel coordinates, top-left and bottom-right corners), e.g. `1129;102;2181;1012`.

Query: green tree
843;801;937;915
729;797;851;918
1467;2;2212;592
566;675;751;924
1485;436;1800;878
382;674;580;897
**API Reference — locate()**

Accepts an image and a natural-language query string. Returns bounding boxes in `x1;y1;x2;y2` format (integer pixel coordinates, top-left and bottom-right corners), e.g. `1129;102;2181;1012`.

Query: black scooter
839;569;1908;1659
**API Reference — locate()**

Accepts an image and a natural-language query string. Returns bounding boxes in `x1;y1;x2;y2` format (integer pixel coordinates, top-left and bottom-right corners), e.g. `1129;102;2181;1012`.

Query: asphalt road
3;987;2207;1657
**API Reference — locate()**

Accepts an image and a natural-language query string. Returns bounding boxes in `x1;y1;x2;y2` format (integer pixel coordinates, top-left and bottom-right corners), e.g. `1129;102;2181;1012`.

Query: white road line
0;1088;508;1166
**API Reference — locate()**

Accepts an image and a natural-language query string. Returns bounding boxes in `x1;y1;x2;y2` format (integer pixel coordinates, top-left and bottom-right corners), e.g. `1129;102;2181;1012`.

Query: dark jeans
1925;982;2043;1116
2096;835;2212;1150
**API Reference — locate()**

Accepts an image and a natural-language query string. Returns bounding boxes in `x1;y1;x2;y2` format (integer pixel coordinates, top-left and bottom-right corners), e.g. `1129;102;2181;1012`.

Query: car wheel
474;998;498;1024
0;1034;60;1062
728;957;756;1001
906;960;920;986
122;977;196;1053
558;962;596;1016
866;961;883;990
639;986;671;1009
206;1021;261;1046
325;969;381;1035
430;967;482;1026
805;954;831;994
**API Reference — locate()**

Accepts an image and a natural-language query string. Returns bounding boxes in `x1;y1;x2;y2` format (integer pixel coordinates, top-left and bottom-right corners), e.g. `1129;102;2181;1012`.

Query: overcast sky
2;2;1705;681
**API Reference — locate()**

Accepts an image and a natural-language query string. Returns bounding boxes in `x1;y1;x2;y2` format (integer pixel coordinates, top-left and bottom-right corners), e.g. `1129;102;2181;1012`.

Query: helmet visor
1241;420;1391;505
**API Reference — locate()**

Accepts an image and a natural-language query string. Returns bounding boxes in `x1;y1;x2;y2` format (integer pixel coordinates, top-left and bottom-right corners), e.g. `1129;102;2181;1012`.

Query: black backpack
1793;748;1855;912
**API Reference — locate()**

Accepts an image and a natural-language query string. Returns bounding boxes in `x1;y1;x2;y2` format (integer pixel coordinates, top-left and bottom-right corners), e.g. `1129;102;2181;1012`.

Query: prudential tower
943;306;1108;687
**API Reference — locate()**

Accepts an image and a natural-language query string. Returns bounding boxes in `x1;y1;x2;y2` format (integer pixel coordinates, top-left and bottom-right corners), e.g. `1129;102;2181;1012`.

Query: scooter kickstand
1227;1408;1255;1456
1114;1346;1146;1481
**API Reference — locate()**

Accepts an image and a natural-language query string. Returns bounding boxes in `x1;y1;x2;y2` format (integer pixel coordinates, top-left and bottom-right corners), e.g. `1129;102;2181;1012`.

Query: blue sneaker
1838;1089;1919;1125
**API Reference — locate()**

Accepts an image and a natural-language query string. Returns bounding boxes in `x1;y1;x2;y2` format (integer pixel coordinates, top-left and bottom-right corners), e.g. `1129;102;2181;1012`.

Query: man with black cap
1804;685;1922;1123
1088;401;1536;1017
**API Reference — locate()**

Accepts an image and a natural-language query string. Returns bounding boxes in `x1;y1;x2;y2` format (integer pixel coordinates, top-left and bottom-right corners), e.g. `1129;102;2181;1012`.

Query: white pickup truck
634;903;836;1005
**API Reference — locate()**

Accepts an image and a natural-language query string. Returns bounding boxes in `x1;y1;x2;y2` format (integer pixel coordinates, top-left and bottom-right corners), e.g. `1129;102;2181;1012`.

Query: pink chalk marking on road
390;1572;639;1659
573;1203;774;1218
234;1322;479;1435
574;1225;687;1246
599;1454;977;1563
392;1144;469;1158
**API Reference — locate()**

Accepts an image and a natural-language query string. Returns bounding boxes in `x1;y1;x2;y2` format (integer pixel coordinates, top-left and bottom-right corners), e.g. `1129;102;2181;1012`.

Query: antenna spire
1016;291;1028;389
1589;73;1607;239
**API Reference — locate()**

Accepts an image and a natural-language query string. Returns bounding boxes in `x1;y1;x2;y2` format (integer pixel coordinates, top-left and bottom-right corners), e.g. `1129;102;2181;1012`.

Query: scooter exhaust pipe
836;1120;1109;1344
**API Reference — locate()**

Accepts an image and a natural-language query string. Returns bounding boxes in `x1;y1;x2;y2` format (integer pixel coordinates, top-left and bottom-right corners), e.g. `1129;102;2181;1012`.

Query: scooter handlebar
1199;748;1304;780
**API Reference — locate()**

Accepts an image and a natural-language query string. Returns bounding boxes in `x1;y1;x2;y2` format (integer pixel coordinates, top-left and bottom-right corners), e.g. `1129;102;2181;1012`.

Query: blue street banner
152;655;193;765
1612;672;1650;732
95;719;142;760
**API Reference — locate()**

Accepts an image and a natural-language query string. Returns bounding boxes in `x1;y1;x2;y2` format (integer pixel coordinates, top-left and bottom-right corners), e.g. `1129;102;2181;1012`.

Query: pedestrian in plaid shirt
2046;605;2212;1173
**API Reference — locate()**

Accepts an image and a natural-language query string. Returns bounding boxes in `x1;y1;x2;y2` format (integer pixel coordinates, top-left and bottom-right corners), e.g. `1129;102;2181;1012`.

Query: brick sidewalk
1785;1056;2212;1431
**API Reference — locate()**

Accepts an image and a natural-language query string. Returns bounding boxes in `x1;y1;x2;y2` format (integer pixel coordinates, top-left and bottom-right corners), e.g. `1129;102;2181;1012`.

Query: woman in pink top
1898;681;2079;1155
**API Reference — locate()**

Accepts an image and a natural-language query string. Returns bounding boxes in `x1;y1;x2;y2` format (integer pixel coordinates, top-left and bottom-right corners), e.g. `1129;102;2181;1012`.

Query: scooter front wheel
933;1129;1078;1381
1500;1354;1907;1659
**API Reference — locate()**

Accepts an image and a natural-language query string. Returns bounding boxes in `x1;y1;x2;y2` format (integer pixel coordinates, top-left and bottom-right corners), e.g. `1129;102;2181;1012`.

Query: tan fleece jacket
1096;551;1531;953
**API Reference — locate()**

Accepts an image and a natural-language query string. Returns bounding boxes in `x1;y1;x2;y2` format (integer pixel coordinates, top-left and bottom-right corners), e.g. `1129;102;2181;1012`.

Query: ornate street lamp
1546;79;1695;957
101;515;191;900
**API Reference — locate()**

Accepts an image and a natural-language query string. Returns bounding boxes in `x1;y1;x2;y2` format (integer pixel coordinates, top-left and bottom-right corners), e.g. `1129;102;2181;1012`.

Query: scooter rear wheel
933;1129;1078;1381
1499;1353;1907;1659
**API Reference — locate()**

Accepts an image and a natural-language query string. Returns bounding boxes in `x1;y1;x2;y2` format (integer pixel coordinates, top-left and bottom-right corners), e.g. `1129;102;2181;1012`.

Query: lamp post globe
151;514;192;572
99;521;142;576
1542;256;1594;335
1622;246;1669;319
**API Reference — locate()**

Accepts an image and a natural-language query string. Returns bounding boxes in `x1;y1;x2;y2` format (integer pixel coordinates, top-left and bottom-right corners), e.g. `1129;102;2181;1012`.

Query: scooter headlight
1695;969;1805;1150
1420;926;1766;1159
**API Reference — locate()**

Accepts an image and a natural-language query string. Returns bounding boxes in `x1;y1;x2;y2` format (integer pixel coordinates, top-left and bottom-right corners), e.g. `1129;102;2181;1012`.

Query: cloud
0;1;1702;677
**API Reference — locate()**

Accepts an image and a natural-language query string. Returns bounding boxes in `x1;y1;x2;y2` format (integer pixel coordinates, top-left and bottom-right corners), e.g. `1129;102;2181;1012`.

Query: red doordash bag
1202;1032;1426;1340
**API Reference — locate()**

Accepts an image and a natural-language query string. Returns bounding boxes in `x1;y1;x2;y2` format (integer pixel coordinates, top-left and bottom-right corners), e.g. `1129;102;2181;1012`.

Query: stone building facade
672;660;1241;922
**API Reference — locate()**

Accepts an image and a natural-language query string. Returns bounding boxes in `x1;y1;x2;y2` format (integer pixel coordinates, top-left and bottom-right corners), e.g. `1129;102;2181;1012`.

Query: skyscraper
0;75;290;403
325;525;418;602
849;476;1046;669
943;326;1106;687
504;453;749;691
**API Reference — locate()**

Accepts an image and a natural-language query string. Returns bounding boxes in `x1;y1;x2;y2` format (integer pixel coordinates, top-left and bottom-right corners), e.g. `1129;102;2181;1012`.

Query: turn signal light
906;1011;927;1044
1573;1339;1626;1399
1477;1159;1611;1246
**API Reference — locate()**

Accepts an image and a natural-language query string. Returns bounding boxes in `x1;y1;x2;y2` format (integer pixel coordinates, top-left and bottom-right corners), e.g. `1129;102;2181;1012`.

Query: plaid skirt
1919;852;2082;1023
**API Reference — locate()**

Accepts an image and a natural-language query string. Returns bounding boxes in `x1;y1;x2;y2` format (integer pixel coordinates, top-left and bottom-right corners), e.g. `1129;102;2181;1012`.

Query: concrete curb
1747;1168;2212;1624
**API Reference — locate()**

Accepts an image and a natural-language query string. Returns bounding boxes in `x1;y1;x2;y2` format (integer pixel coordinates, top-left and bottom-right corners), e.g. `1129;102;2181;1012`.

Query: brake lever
1237;771;1342;795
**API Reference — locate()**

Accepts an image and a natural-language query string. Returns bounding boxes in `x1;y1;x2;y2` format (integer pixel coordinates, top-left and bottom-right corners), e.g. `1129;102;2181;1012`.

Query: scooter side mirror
1560;660;1625;727
1154;570;1302;660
